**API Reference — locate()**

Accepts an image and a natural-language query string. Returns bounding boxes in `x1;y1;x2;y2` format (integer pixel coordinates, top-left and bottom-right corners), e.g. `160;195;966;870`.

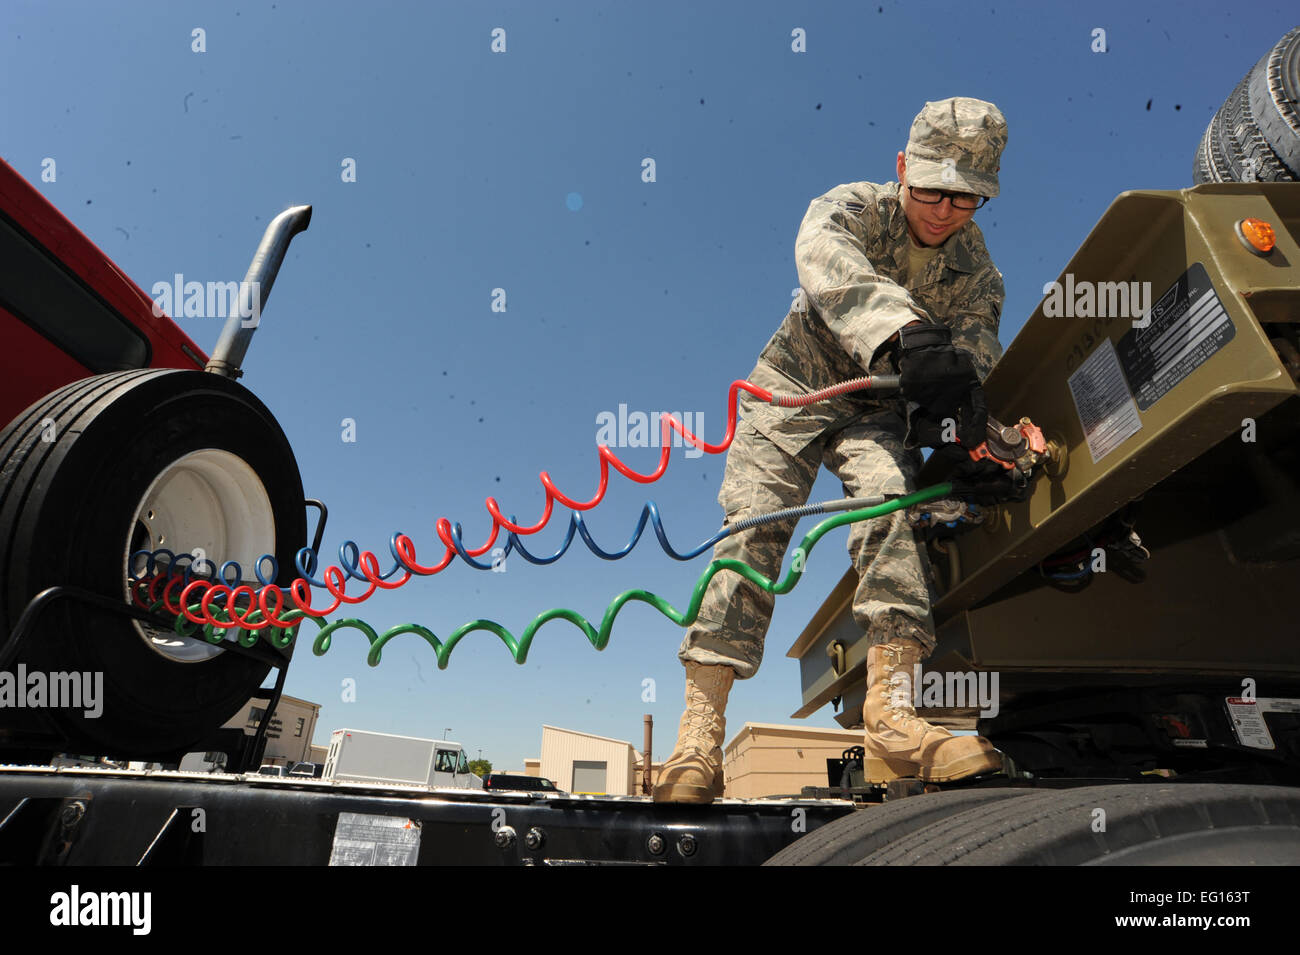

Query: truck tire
1247;25;1300;176
1194;28;1300;184
853;784;1300;865
763;787;1033;866
0;369;306;758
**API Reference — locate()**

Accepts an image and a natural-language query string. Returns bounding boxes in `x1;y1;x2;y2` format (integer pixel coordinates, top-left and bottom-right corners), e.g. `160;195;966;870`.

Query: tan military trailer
777;180;1300;864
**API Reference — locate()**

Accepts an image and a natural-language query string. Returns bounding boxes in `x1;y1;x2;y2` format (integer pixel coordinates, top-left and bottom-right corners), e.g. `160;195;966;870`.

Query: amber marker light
1235;217;1276;255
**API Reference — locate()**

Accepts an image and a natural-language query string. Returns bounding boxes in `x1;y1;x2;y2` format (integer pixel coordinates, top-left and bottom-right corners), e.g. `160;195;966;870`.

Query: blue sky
4;1;1296;774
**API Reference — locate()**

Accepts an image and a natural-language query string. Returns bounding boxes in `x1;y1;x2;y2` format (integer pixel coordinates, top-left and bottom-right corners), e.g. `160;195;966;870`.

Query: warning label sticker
1259;697;1300;714
1117;263;1235;411
329;812;422;866
1067;337;1142;464
1224;698;1276;750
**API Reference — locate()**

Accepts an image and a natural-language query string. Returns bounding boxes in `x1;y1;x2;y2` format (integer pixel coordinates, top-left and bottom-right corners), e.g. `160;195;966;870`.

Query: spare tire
1248;25;1300;176
0;369;306;758
1194;26;1300;183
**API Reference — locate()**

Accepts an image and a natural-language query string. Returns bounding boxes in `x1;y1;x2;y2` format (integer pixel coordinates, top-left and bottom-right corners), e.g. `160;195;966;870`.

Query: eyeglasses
907;186;989;210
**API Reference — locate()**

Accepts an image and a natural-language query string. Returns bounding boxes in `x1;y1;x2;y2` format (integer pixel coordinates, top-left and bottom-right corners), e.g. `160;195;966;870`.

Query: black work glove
930;445;1031;505
897;323;987;450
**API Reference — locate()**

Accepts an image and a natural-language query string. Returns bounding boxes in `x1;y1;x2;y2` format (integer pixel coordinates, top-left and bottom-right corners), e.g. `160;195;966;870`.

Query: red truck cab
0;157;206;430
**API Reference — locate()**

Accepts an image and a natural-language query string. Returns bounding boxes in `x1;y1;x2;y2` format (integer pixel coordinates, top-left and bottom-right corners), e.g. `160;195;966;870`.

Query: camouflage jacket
743;180;1005;456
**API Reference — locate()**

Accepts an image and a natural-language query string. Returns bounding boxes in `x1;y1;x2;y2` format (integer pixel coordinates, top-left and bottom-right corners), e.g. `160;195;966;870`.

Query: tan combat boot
862;642;1003;783
652;662;734;803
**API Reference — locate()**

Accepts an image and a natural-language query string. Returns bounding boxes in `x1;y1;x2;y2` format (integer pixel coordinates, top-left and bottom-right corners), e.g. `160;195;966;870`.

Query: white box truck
323;729;483;789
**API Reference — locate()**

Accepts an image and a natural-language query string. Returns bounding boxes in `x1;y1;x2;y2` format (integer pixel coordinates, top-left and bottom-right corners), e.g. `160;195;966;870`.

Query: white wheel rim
124;449;277;663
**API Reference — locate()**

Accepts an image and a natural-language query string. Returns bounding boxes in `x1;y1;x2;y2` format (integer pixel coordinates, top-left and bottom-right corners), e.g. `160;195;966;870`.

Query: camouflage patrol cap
904;97;1007;198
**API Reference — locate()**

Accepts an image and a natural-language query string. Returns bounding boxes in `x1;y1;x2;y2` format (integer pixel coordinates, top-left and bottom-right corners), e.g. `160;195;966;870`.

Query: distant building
538;725;638;795
723;723;864;798
527;725;660;795
178;694;321;772
525;721;852;798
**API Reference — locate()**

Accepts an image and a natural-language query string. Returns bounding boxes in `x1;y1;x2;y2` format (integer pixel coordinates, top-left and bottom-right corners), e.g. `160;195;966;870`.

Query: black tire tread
1194;31;1300;184
763;787;1032;866
0;370;169;628
1248;25;1300;175
1216;71;1290;181
855;783;1300;865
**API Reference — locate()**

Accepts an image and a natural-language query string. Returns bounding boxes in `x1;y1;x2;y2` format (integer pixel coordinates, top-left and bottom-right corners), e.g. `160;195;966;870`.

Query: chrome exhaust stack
204;204;313;379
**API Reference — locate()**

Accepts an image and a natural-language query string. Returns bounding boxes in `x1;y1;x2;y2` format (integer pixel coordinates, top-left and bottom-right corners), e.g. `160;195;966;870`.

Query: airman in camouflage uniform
655;98;1011;803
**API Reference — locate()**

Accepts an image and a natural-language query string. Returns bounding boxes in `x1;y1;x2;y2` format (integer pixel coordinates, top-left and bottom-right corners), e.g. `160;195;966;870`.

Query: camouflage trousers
677;406;939;680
